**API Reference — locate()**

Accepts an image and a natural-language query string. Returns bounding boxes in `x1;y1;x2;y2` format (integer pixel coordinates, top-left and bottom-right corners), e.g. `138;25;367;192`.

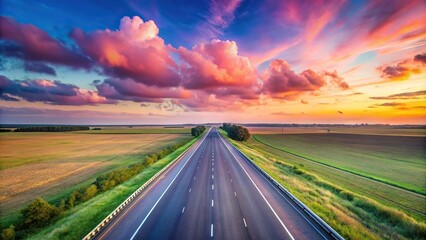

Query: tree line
13;126;90;132
191;126;206;137
0;139;191;239
221;123;250;141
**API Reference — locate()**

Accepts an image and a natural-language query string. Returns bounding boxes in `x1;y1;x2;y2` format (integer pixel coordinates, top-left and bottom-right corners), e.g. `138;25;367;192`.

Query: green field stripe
252;135;426;196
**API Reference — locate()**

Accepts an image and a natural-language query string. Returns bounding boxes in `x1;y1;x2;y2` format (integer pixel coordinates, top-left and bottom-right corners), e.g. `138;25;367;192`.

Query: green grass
25;137;197;240
219;130;426;239
253;134;426;195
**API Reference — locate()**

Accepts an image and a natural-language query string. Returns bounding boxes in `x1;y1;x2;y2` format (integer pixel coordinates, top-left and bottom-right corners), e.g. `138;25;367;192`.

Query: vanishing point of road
94;127;334;240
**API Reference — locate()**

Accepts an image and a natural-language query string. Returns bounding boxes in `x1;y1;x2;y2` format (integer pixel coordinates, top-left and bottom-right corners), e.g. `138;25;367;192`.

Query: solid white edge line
129;128;211;240
219;132;295;240
243;218;247;228
182;207;185;213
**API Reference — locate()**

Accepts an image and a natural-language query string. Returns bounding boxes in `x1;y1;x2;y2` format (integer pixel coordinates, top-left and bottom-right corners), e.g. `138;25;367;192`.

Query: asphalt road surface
94;127;334;240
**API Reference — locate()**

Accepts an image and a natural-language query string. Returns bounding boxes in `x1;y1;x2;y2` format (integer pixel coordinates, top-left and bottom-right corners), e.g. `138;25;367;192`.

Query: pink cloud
262;59;327;99
71;16;180;87
0;16;91;68
94;78;191;103
0;75;112;105
176;39;257;92
322;70;350;90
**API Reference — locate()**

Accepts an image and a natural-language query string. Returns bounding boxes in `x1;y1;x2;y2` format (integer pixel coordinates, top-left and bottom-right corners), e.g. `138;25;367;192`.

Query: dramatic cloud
0;75;112;105
176;39;257;90
24;62;56;76
414;53;426;63
322;70;350;90
0;16;91;68
378;54;426;80
71;16;180;87
370;90;426;100
94;78;190;103
262;59;326;99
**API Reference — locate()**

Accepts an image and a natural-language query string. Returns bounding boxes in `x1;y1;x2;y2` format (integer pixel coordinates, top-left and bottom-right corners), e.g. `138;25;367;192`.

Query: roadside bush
21;198;60;229
1;225;15;240
222;123;250;141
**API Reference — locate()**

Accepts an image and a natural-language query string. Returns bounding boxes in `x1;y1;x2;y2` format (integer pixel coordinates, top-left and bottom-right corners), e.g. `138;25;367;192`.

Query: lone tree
222;123;250;141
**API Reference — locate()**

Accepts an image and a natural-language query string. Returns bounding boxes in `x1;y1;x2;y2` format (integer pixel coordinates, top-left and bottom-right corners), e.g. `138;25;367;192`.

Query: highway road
94;127;334;240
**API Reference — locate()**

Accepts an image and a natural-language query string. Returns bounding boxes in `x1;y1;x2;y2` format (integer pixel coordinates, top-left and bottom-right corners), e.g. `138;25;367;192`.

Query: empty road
94;127;334;240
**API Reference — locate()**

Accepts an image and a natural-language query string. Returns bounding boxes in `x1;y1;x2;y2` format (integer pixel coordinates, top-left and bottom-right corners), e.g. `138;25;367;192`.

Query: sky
0;0;425;124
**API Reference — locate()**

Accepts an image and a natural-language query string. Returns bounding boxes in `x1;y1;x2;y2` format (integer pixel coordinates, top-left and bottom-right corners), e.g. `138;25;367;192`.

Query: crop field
0;129;192;225
223;131;426;239
242;133;426;220
254;133;426;194
78;126;191;134
247;126;426;136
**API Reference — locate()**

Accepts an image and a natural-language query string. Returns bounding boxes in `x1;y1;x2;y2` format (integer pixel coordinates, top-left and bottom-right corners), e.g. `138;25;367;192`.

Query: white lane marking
212;162;214;166
212;199;214;207
234;192;237;197
212;184;214;190
129;128;211;240
210;224;214;237
182;207;185;213
230;179;232;182
212;167;214;171
219;134;295;240
194;176;196;180
243;218;247;228
189;188;191;193
212;174;214;179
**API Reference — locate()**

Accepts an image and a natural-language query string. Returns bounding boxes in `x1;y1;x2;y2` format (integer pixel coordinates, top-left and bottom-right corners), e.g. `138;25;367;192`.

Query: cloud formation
94;78;190;103
24;62;56;76
71;16;180;87
0;16;91;69
378;53;426;80
176;39;257;91
370;90;426;100
0;75;112;105
262;59;327;99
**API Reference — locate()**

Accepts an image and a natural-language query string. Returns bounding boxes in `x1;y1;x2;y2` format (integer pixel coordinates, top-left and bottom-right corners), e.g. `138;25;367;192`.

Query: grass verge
22;137;198;240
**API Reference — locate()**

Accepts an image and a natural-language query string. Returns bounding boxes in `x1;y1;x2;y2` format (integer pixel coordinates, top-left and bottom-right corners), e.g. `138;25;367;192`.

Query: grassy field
78;126;191;134
0;129;192;228
254;134;426;194
247;126;426;136
221;130;426;239
25;137;197;240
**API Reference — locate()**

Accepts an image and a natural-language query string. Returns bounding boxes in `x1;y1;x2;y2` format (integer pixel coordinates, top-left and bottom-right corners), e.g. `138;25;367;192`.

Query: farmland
0;127;192;227
223;129;426;239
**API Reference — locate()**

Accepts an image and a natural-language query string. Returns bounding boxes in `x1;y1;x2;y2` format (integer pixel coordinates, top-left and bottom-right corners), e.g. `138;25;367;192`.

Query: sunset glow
1;0;425;124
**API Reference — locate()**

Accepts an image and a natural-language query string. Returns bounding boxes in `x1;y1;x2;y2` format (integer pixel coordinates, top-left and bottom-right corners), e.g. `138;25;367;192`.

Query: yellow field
0;131;192;217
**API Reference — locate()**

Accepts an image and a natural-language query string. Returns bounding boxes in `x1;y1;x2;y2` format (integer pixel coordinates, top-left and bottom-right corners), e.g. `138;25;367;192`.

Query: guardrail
82;133;205;240
229;141;344;240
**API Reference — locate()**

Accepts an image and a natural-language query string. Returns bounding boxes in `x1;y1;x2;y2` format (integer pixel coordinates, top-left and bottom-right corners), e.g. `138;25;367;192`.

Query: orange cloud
377;53;425;80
